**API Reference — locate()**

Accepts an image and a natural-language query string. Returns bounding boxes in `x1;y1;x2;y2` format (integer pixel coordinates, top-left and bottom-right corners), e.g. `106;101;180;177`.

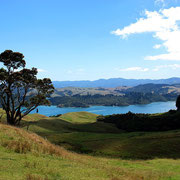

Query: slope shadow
28;118;180;160
29;118;121;133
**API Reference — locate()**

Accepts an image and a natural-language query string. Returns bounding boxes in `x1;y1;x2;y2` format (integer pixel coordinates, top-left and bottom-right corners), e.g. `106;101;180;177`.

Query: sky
0;0;180;81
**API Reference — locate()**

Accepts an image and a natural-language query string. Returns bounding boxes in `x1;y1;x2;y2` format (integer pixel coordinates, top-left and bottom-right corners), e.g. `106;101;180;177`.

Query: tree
176;95;180;111
0;50;54;125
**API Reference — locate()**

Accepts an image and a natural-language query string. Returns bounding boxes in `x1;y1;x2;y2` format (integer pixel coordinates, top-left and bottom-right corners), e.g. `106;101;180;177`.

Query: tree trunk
7;114;15;125
6;112;18;126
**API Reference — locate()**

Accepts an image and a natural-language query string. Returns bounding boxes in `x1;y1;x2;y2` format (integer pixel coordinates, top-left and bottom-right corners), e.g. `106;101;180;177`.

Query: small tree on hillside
176;95;180;111
0;50;54;125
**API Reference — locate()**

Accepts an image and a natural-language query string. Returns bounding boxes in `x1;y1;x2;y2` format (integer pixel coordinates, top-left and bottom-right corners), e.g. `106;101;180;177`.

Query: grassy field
60;111;98;123
25;112;180;159
0;110;180;179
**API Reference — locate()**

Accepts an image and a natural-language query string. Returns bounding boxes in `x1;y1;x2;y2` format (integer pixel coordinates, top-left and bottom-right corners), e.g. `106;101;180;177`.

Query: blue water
30;101;176;116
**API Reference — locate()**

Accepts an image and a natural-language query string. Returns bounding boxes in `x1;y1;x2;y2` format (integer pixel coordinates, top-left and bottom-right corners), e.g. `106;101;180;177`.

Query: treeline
97;110;180;132
49;92;177;107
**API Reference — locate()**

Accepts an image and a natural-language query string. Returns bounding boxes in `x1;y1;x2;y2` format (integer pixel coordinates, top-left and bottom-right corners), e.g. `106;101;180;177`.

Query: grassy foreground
0;110;180;179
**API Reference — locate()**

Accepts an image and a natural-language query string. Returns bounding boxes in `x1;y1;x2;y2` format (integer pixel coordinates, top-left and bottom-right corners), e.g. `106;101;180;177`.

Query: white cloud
145;53;180;61
152;64;180;71
37;69;46;72
117;67;149;72
111;6;180;61
153;44;161;49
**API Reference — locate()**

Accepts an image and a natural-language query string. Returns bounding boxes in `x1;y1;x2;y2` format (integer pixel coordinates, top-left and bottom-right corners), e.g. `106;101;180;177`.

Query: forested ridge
50;92;177;107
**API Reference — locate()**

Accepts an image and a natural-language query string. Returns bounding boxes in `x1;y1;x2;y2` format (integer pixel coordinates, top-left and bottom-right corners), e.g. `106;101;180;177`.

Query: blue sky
0;0;180;81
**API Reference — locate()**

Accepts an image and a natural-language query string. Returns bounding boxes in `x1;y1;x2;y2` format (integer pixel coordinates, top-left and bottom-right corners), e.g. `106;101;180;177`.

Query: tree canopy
0;50;54;125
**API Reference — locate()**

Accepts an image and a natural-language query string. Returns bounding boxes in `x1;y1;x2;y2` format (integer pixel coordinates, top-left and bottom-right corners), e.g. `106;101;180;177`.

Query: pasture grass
0;110;180;179
0;123;180;180
26;112;180;160
60;111;98;123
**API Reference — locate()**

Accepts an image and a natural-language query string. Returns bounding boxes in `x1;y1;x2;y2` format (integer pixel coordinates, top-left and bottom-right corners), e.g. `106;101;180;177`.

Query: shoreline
30;101;176;116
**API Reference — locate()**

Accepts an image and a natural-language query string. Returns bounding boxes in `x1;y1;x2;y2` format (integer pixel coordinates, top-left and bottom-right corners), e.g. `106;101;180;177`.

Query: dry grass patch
0;124;69;157
26;174;49;180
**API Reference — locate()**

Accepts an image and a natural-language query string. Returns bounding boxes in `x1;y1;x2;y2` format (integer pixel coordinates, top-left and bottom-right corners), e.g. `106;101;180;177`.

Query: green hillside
25;112;180;159
1;111;180;179
0;123;129;180
60;111;98;123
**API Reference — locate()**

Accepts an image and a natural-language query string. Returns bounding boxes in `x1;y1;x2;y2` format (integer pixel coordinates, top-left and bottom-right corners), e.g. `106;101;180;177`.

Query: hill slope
24;112;180;159
52;84;180;97
49;84;179;107
1;111;180;179
60;111;98;123
1;122;180;179
0;123;128;180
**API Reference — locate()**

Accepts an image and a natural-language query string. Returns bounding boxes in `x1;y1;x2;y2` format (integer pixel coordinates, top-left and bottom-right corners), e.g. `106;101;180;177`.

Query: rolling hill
52;83;180;97
0;111;180;179
49;84;179;107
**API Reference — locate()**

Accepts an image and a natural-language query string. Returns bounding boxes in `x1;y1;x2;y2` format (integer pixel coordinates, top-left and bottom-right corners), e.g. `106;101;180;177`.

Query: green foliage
97;110;180;132
50;92;177;107
0;50;54;125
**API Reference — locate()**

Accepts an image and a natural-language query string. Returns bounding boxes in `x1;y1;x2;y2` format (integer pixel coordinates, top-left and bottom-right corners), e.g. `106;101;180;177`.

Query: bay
30;101;176;116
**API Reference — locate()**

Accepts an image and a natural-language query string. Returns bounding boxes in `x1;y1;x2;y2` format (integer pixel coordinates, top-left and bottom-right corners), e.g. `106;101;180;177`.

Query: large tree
0;50;54;125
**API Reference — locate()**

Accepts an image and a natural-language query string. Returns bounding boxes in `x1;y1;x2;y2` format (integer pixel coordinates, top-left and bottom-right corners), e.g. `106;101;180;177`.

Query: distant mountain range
53;77;180;88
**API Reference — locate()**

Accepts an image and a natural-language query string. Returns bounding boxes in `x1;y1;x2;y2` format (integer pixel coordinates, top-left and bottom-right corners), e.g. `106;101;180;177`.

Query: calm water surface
30;101;176;116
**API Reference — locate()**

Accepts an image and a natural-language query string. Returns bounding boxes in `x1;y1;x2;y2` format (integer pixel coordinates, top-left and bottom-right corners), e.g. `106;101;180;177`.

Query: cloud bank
111;6;180;61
